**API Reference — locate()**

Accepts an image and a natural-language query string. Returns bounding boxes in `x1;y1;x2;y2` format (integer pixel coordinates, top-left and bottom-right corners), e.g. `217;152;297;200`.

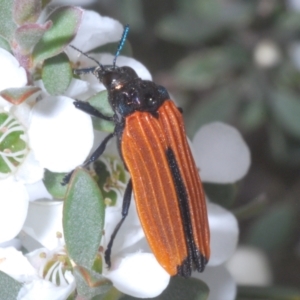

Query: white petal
0;178;29;243
194;265;237;300
226;246;273;286
28;96;94;172
10;102;32;129
105;252;170;298
0;247;37;282
287;0;300;10
22;200;64;250
104;199;145;256
0;49;27;91
207;202;239;266
25;180;53;202
0;238;22;250
64;78;90;99
193;122;251;183
15;151;44;184
18;278;75;300
70;10;123;52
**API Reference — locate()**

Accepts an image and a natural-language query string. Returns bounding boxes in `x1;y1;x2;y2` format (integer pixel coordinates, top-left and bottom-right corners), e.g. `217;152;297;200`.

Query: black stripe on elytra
166;147;207;276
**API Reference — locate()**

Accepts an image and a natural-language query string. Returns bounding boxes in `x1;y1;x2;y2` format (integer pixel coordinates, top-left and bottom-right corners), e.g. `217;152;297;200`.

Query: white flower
0;246;75;300
253;40;281;68
0;48;94;244
193;122;250;183
191;122;251;300
226;246;273;286
0;49;35;243
28;95;93;173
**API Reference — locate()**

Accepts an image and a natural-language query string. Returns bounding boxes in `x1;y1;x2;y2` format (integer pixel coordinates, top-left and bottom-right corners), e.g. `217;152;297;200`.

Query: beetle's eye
145;93;157;107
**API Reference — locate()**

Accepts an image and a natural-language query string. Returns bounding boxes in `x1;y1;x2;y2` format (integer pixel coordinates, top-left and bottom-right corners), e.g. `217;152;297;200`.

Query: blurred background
56;0;300;298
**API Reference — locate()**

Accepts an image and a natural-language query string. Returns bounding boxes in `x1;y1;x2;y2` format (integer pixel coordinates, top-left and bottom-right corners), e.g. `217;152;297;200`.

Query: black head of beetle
93;65;170;119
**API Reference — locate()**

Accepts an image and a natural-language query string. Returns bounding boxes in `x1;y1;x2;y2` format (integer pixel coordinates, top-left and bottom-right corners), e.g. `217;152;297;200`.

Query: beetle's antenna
70;45;105;71
113;24;129;68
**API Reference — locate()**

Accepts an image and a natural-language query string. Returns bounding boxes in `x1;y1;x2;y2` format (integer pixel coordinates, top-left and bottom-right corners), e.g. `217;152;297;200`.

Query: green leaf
157;2;253;45
276;11;300;33
185;86;239;138
88;91;115;133
156;13;218;45
122;277;209;300
42;52;72;95
193;0;253;27
63;168;105;269
237;285;300;300
173;47;247;89
233;194;268;221
13;0;41;25
74;266;112;299
239;99;266;132
271;89;300;139
33;6;83;64
43;169;68;199
0;113;28;175
268;123;300;166
117;0;145;32
246;203;297;252
0;35;11;52
0;271;23;300
0;0;17;41
203;183;237;209
15;21;52;53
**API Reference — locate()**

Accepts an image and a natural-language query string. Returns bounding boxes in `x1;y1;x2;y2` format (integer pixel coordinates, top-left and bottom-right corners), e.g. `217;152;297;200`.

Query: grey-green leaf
0;0;17;41
237;285;300;300
0;271;23;300
185;86;239;138
33;6;83;64
63;168;105;269
173;47;247;90
0;86;41;105
13;0;42;25
42;52;73;95
271;89;300;139
0;35;11;52
43;169;68;199
203;183;237;209
246;203;297;252
15;21;52;53
122;277;209;300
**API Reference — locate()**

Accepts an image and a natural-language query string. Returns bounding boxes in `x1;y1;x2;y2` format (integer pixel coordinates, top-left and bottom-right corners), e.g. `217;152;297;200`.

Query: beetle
64;25;210;277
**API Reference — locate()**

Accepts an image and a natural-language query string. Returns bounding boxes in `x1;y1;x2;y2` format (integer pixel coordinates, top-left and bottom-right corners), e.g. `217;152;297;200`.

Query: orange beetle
66;25;210;277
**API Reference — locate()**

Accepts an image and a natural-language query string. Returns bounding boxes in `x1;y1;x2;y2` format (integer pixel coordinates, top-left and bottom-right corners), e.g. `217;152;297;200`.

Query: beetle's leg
105;179;132;268
62;133;114;185
74;100;113;121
